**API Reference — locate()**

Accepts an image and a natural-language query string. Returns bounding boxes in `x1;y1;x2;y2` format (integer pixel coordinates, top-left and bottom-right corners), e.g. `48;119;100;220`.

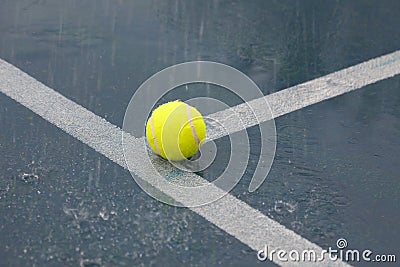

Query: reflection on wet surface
1;0;399;266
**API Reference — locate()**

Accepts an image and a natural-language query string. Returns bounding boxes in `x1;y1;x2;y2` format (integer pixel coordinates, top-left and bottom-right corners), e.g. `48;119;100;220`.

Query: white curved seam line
150;116;161;156
186;104;200;146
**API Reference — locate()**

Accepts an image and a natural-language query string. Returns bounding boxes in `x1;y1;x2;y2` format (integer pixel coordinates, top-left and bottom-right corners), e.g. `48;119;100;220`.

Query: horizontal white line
3;51;399;266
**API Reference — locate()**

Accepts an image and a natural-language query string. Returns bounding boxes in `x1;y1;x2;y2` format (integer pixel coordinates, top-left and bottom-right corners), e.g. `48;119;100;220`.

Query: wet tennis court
0;1;399;266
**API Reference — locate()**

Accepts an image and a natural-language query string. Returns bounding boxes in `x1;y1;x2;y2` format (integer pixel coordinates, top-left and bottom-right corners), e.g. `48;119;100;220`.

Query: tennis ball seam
184;104;201;146
149;116;161;156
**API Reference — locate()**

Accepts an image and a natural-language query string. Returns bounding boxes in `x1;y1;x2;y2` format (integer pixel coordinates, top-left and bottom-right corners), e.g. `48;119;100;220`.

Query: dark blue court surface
0;1;399;266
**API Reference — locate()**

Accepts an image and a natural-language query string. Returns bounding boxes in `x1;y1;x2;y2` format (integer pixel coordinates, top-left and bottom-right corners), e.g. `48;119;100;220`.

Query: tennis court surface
1;1;399;266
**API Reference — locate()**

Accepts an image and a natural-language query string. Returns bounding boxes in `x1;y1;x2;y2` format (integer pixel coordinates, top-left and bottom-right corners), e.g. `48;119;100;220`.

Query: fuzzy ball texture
145;100;206;161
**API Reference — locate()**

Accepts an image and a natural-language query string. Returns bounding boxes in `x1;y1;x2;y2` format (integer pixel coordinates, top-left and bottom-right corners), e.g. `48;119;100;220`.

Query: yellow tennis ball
146;100;206;161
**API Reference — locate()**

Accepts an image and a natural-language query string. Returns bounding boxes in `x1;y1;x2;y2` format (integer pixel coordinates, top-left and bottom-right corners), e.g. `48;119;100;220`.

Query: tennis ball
146;100;206;161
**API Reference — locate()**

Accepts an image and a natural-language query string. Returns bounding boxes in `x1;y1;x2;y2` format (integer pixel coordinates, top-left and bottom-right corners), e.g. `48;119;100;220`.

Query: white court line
207;50;400;140
1;51;400;266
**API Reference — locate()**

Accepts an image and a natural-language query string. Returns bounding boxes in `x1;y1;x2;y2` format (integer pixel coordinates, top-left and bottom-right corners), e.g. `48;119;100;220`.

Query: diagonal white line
207;50;400;140
2;50;400;266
